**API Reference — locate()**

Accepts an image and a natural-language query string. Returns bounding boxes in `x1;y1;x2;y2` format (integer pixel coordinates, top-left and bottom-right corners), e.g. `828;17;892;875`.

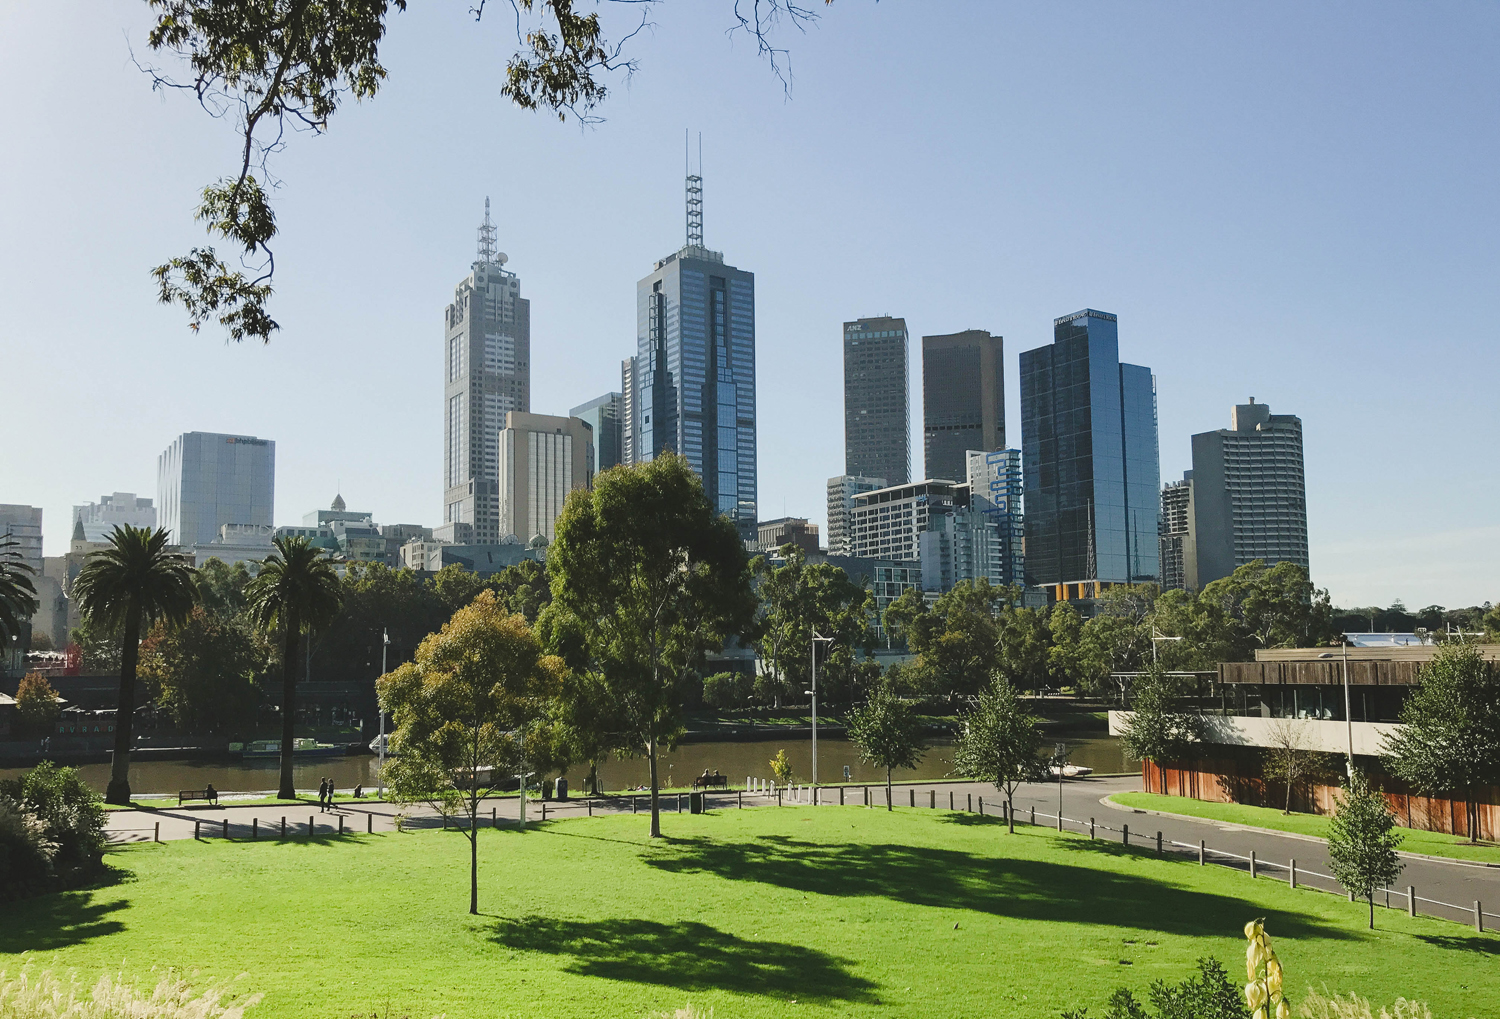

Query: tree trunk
469;800;479;915
1285;777;1294;815
885;766;892;811
278;609;301;800
1368;891;1374;929
588;759;599;796
105;598;142;805
1007;790;1015;834
648;734;661;838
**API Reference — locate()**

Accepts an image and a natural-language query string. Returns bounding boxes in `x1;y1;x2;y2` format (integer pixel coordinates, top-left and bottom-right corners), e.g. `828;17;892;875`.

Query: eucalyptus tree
72;525;197;804
950;678;1045;833
246;535;343;799
750;544;873;707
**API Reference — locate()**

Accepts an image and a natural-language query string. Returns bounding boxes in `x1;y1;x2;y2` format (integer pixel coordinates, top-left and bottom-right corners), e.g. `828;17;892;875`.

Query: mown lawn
6;807;1495;1018
1111;792;1500;864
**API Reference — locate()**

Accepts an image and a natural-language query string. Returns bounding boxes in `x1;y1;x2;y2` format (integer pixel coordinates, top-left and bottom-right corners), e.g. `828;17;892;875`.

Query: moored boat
229;738;349;759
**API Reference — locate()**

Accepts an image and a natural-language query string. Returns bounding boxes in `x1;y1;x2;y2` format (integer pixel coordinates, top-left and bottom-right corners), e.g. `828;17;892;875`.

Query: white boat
1048;764;1093;778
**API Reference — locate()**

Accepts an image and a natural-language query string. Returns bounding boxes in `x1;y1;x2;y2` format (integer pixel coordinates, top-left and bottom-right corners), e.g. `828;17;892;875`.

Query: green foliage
15;674;61;738
846;690;925;806
750;544;873;706
193;557;254;619
1192;561;1335;661
1381;642;1500;842
769;749;794;786
1261;718;1337;814
0;532;39;645
138;608;270;733
1326;773;1403;927
0;793;55;900
1117;663;1208;778
1065;958;1248;1019
67;618;123;675
431;563;491;615
883;579;1052;695
950;678;1044;829
0;762;107;897
491;557;552;622
702;671;754;710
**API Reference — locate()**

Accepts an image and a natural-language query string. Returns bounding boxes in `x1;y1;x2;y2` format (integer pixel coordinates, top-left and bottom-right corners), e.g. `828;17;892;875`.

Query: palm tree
72;525;197;804
0;533;39;646
247;536;343;800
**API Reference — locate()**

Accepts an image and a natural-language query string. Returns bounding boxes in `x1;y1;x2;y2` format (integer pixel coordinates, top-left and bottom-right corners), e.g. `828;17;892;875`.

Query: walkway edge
1098;794;1498;871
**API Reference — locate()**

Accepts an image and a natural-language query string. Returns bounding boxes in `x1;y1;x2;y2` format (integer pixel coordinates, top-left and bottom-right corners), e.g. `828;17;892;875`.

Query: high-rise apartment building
923;329;1004;482
850;480;963;562
72;493;156;542
919;501;998;593
1160;474;1197;592
623;168;758;540
570;392;623;471
825;474;887;556
497;412;594;544
1190;399;1308;585
442;200;531;543
843;316;910;485
157;432;275;547
1020;310;1160;597
966;449;1025;588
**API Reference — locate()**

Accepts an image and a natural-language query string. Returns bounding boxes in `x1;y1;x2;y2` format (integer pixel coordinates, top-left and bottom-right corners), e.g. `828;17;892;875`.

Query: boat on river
229;738;350;759
1048;764;1093;778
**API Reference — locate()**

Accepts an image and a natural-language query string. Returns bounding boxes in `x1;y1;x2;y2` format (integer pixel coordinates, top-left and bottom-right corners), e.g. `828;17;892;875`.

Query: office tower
442;199;531;543
843;316;910;485
0;505;43;575
919;501;998;593
825;474;887;556
72;493;155;542
1190;399;1308;585
570;392;624;471
923;329;1004;482
757;517;820;555
157;432;275;547
497;412;594;544
966;449;1025;588
1020;309;1160;597
623;164;758;540
619;359;637;467
850;480;962;561
1160;474;1197;592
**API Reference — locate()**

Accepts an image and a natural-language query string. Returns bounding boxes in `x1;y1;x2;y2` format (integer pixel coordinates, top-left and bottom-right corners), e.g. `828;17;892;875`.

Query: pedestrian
326;781;335;807
318;777;329;810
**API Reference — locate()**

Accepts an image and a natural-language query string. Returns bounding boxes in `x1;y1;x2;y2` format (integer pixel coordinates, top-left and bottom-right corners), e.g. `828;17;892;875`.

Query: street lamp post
1318;642;1355;778
378;627;388;798
809;632;835;790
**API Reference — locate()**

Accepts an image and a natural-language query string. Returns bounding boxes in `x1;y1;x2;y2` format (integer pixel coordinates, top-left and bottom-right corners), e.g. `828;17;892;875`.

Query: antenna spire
477;196;497;263
685;131;703;248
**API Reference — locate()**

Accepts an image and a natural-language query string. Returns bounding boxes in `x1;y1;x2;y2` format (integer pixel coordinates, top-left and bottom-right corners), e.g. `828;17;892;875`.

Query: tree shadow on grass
0;887;129;952
645;833;1349;943
1412;932;1500;956
486;916;878;1004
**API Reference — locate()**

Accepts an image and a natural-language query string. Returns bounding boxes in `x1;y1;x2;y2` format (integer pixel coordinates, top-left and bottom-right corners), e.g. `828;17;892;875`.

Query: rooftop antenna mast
685;130;703;248
477;196;498;263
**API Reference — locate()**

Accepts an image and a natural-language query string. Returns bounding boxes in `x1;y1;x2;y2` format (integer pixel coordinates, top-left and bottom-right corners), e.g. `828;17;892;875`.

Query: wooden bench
179;788;218;806
693;775;729;790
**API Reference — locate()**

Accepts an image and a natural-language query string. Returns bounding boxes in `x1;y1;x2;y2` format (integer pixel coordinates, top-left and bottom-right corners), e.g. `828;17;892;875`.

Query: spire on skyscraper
477;196;498;264
685;131;703;248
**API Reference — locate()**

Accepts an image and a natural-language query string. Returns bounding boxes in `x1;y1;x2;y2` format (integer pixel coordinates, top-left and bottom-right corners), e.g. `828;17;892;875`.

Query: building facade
756;517;820;555
1190;399;1308;585
923;329;1004;482
966;449;1025;588
850;480;962;562
919;503;997;593
623;171;758;541
1019;309;1160;598
1160;473;1198;592
156;432;275;548
825;475;886;556
72;493;155;542
442;200;531;544
497;412;593;544
570;392;623;471
843;316;910;485
0;505;43;575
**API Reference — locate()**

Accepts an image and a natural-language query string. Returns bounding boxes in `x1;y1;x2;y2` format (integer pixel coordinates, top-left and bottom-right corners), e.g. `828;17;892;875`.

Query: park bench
178;788;218;806
692;774;728;790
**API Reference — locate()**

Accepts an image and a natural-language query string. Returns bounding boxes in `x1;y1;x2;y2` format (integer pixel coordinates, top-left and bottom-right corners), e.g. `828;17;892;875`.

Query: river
0;735;1136;796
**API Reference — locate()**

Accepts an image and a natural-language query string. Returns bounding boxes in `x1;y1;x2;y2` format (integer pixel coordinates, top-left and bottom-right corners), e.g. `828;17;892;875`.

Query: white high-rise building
497;412;593;544
825;475;886;556
72;493;156;542
441;199;531;544
156;432;275;547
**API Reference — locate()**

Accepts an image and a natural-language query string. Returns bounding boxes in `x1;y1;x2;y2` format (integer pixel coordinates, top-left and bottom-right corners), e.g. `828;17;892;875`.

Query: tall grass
0;968;260;1019
1298;987;1434;1019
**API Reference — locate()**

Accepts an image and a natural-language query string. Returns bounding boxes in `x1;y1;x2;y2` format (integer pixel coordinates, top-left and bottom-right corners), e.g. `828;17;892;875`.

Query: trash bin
554;778;568;801
689;792;704;814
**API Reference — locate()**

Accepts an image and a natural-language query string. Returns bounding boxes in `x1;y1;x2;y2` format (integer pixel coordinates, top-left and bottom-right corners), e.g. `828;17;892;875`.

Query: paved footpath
107;776;1500;931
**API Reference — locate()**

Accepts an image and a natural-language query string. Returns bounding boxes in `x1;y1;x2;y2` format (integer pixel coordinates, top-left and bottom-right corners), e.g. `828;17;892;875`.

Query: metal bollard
968;793;973;812
949;791;954;810
338;815;345;835
154;821;160;843
738;791;743;809
589;798;594;816
1477;901;1485;933
909;788;915;808
367;813;372;834
1089;817;1095;839
864;786;870;807
1250;851;1257;878
222;818;229;839
1029;805;1035;826
492;806;497;827
542;802;548;822
195;819;201;840
1290;859;1297;889
252;817;258;840
280;816;286;838
1199;840;1205;865
840;787;845;806
1156;831;1162;854
1408;886;1416;917
308;816;314;837
632;796;638;814
930;789;935;809
1123;823;1129;845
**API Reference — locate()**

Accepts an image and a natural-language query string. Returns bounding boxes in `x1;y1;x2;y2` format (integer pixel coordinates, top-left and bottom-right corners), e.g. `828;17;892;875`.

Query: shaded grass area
7;807;1496;1018
1111;792;1500;863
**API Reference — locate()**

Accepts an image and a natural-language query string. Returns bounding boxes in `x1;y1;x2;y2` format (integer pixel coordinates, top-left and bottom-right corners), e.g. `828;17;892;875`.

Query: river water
0;735;1136;797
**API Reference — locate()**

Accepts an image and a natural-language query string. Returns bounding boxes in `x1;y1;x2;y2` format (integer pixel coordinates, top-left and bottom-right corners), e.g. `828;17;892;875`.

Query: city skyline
4;3;1498;606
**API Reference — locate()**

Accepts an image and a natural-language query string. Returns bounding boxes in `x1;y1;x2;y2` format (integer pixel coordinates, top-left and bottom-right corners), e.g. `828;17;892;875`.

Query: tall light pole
378;627;388;798
1318;641;1355;778
1150;628;1183;665
809;631;835;789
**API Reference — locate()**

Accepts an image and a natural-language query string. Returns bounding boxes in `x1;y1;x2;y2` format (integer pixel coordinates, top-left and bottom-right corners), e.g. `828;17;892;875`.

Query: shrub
1063;957;1248;1019
0;761;107;893
0;795;56;900
0;967;260;1019
701;672;752;710
14;673;60;738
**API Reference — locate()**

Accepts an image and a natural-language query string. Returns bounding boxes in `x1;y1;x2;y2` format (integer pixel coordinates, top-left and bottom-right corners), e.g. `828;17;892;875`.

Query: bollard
154;821;160;843
1290;859;1297;889
280;816;286;838
738;791;743;809
308;816;314;837
1089;817;1095;839
632;796;638;814
677;794;683;813
194;819;201;840
367;813;372;834
339;815;345;835
492;806;497;826
1029;805;1035;826
968;793;973;812
1408;886;1416;917
1156;831;1162;854
542;802;548;823
1058;807;1063;833
979;797;984;816
1477;901;1485;933
909;788;915;808
1250;851;1257;878
950;791;954;810
778;790;783;808
840;787;845;806
589;798;594;816
222;818;229;839
865;786;870;807
1348;891;1355;902
252;817;258;840
1123;823;1129;846
930;789;936;809
1199;840;1205;865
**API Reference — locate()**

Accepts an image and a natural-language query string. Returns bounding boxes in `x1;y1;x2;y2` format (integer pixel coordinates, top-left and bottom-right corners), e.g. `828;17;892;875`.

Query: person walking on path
318;777;328;811
326;781;335;809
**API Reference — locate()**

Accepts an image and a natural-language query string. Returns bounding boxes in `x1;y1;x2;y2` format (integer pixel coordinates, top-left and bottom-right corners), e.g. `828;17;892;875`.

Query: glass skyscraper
922;329;1004;482
843;316;910;485
156;431;275;547
1019;309;1160;595
624;170;757;540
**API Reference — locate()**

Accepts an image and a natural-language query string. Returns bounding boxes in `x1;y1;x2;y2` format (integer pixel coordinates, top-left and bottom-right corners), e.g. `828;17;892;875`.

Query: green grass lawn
7;808;1495;1019
1111;792;1500;864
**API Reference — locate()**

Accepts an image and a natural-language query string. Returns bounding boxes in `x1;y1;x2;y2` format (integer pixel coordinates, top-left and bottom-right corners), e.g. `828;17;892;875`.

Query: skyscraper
825;474;887;556
1020;309;1160;597
922;329;1004;482
623;164;757;540
497;412;594;544
843;316;910;485
570;392;623;471
1190;399;1308;585
1160;473;1197;591
157;431;275;547
441;199;530;544
966;448;1026;588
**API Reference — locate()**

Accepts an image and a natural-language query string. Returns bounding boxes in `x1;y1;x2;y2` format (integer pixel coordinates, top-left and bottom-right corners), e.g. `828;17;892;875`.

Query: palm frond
72;525;197;631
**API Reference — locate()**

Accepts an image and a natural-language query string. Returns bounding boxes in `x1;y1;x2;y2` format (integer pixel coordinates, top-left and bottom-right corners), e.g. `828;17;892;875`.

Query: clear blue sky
3;2;1497;609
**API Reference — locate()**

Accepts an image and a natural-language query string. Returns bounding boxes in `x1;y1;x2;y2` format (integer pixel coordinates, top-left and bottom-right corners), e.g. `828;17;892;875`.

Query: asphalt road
106;775;1500;931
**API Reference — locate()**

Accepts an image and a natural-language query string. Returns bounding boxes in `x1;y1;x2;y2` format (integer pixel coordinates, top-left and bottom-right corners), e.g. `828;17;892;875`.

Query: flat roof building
923;329;1004;483
498;412;593;544
156;431;275;548
843;316;910;486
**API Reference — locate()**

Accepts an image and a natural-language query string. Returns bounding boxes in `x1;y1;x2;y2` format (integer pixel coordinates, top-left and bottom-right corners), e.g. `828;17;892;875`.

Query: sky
2;1;1498;610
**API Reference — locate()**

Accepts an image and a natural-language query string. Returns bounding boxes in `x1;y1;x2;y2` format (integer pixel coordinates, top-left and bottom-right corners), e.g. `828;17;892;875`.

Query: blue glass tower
626;168;757;540
1019;309;1160;596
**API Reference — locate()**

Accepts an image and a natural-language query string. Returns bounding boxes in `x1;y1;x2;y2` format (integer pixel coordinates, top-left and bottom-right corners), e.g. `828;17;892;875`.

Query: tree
380;590;562;914
193;557;255;619
845;690;925;809
1045;602;1089;690
950;678;1045;832
701;671;754;710
548;453;755;838
1117;663;1207;794
246;535;343;800
1261;717;1328;814
1066;956;1248;1019
0;533;38;646
750;544;873;707
1077;585;1156;700
882;580;1009;696
71;525;197;804
0;761;108;891
15;674;61;738
1381;642;1500;842
996;604;1051;691
68;618;123;675
769;749;794;787
28;631;55;653
138;608;271;733
491;558;552;623
139;0;821;342
1197;561;1335;661
1326;773;1403;929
